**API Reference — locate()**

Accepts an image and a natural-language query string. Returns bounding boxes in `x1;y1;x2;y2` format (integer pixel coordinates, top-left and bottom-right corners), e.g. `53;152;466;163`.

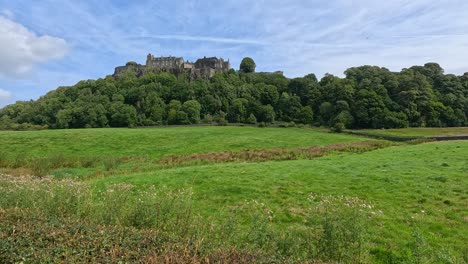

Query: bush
246;114;257;124
202;114;213;124
330;122;345;133
217;118;228;126
287;121;296;128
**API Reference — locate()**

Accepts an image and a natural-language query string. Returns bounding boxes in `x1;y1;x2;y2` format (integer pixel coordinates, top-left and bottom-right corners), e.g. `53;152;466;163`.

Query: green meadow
0;126;370;159
1;126;467;263
356;127;468;137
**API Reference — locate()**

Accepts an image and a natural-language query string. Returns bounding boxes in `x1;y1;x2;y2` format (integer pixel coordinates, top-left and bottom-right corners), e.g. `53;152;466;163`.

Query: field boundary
345;131;468;142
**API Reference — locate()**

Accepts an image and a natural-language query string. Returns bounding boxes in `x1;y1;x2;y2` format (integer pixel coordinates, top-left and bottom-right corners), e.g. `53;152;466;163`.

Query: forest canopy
1;62;467;129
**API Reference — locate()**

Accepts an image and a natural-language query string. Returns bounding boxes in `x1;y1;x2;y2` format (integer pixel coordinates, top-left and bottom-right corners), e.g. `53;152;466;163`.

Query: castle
114;53;231;79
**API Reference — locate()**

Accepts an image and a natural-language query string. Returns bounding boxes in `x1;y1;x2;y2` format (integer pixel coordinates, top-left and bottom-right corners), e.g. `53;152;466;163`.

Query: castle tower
146;53;154;68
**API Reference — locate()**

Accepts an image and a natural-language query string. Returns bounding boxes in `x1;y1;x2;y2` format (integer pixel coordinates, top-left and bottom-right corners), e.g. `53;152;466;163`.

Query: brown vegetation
159;141;393;167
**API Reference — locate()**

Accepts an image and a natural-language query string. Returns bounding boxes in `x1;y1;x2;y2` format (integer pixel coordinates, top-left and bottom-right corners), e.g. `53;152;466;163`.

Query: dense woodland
1;59;467;130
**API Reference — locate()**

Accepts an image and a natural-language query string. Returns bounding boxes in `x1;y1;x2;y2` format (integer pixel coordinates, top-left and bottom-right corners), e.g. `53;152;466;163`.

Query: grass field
356;127;468;137
92;141;468;251
1;126;467;263
0;126;373;159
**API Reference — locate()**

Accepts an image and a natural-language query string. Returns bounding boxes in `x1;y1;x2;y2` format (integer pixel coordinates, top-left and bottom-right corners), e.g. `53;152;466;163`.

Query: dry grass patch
159;141;393;166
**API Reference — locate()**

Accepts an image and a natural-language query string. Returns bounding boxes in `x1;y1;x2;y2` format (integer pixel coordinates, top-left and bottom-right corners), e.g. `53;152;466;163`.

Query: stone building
146;54;185;71
114;53;231;79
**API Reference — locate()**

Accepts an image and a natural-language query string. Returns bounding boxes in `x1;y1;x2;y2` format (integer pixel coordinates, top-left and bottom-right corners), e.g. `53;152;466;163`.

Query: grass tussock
159;141;393;166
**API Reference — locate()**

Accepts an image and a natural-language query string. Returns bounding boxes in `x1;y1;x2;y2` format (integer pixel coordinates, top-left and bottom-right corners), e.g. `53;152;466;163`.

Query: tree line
0;59;467;130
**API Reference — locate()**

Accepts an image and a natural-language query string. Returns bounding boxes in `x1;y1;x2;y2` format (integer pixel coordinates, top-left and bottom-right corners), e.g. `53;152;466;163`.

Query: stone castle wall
115;53;231;79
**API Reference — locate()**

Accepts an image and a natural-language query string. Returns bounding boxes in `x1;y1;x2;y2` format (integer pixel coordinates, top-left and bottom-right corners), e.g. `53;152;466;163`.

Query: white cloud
0;16;69;78
0;88;12;102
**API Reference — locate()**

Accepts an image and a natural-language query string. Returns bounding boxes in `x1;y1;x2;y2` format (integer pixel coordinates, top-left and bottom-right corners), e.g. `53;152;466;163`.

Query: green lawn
92;140;468;256
0;126;373;159
356;127;468;137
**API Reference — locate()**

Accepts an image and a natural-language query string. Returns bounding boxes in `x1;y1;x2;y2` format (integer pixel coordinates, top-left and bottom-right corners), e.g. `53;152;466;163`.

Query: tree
2;57;467;130
109;102;137;127
258;104;275;123
299;106;314;125
240;57;256;73
278;93;302;122
288;74;319;105
319;102;334;125
227;98;248;123
182;100;202;124
167;100;189;125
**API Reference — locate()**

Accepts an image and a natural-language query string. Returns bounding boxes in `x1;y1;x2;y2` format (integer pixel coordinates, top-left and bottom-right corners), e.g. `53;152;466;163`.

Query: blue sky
1;0;468;107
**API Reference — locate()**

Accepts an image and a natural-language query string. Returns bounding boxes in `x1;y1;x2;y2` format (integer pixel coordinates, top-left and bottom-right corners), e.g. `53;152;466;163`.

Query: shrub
246;114;257;124
287;121;296;128
202;114;213;124
217;118;228;126
330;122;345;133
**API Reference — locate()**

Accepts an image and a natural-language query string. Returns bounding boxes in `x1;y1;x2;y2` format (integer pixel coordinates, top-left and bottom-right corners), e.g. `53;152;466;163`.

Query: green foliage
125;61;138;66
246;113;257;124
0;63;467;130
330;122;346;133
182;100;201;124
240;57;256;73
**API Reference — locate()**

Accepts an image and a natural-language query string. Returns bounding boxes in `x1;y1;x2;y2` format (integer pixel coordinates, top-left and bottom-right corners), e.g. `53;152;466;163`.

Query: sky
1;0;468;107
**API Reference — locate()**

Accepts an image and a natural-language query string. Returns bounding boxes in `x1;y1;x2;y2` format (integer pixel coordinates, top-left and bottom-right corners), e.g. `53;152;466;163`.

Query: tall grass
0;175;463;263
0;153;113;177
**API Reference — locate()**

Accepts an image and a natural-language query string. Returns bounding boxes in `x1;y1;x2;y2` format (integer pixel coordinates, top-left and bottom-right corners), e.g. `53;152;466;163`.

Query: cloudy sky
1;0;468;107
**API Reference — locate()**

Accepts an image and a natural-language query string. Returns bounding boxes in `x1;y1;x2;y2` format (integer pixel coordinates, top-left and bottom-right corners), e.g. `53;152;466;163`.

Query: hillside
0;61;467;130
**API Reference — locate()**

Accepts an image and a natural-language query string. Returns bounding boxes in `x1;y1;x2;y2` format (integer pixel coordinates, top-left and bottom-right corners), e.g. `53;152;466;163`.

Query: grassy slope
92;141;468;253
1;127;466;258
0;126;372;159
356;127;468;137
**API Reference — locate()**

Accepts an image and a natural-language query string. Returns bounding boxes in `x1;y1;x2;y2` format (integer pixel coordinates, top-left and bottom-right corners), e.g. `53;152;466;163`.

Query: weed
28;159;51;177
12;153;27;169
103;157;121;171
0;152;8;168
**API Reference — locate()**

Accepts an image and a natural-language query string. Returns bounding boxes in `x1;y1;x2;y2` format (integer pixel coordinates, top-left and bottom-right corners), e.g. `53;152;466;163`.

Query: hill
0;61;467;130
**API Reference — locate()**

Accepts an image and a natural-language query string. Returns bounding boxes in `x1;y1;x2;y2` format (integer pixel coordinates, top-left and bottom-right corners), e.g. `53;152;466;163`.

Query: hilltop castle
114;53;231;79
